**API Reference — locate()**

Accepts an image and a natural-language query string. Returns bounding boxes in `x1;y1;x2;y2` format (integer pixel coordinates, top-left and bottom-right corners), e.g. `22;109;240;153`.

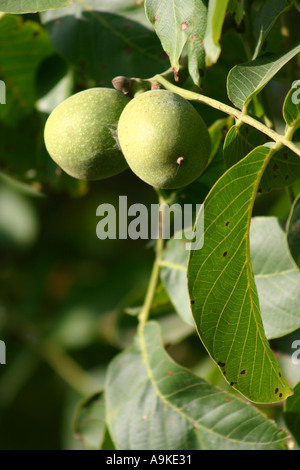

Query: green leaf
227;44;300;110
160;235;194;326
41;0;167;85
259;146;300;193
251;216;300;339
0;15;54;126
283;80;300;129
73;391;114;450
188;146;293;403
252;0;291;60
223;123;267;169
223;125;300;193
287;194;300;267
203;0;229;67
145;0;207;86
228;0;244;25
105;322;290;450
284;381;300;447
0;0;72;13
160;215;300;340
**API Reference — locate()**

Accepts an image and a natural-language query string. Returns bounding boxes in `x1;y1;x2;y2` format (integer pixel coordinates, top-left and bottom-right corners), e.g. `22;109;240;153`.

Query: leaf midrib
137;326;286;447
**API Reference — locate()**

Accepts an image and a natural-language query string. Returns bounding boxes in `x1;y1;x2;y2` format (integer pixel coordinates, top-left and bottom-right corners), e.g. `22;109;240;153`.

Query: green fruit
44;88;130;181
117;90;211;189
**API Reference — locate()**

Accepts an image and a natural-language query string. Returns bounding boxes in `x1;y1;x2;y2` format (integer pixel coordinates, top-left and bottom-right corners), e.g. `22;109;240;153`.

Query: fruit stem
138;195;165;332
152;75;300;158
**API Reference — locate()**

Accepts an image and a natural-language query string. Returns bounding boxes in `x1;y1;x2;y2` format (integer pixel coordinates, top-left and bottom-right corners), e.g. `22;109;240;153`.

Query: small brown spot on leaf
223;251;228;257
168;370;173;376
245;126;249;134
275;388;279;394
190;300;195;305
225;221;230;226
181;22;188;31
230;382;237;386
273;164;278;171
240;370;246;375
279;372;282;377
225;397;230;402
279;393;283;398
218;361;226;367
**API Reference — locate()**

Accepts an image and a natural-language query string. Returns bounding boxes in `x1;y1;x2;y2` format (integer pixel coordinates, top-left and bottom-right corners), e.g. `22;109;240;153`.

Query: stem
152;75;300;158
35;339;99;396
12;316;100;396
138;196;165;332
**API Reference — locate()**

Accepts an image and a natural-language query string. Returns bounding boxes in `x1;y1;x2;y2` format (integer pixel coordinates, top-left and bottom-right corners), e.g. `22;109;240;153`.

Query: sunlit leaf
227;44;300;110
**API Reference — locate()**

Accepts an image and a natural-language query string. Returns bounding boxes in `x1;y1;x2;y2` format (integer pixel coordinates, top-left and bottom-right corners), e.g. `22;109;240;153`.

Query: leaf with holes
145;0;207;85
105;321;290;450
227;44;300;110
188;145;293;403
203;0;229;67
250;216;300;339
259;146;300;193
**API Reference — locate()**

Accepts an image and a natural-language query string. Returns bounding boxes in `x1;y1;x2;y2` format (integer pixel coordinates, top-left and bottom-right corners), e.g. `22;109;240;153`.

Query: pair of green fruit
44;87;211;190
